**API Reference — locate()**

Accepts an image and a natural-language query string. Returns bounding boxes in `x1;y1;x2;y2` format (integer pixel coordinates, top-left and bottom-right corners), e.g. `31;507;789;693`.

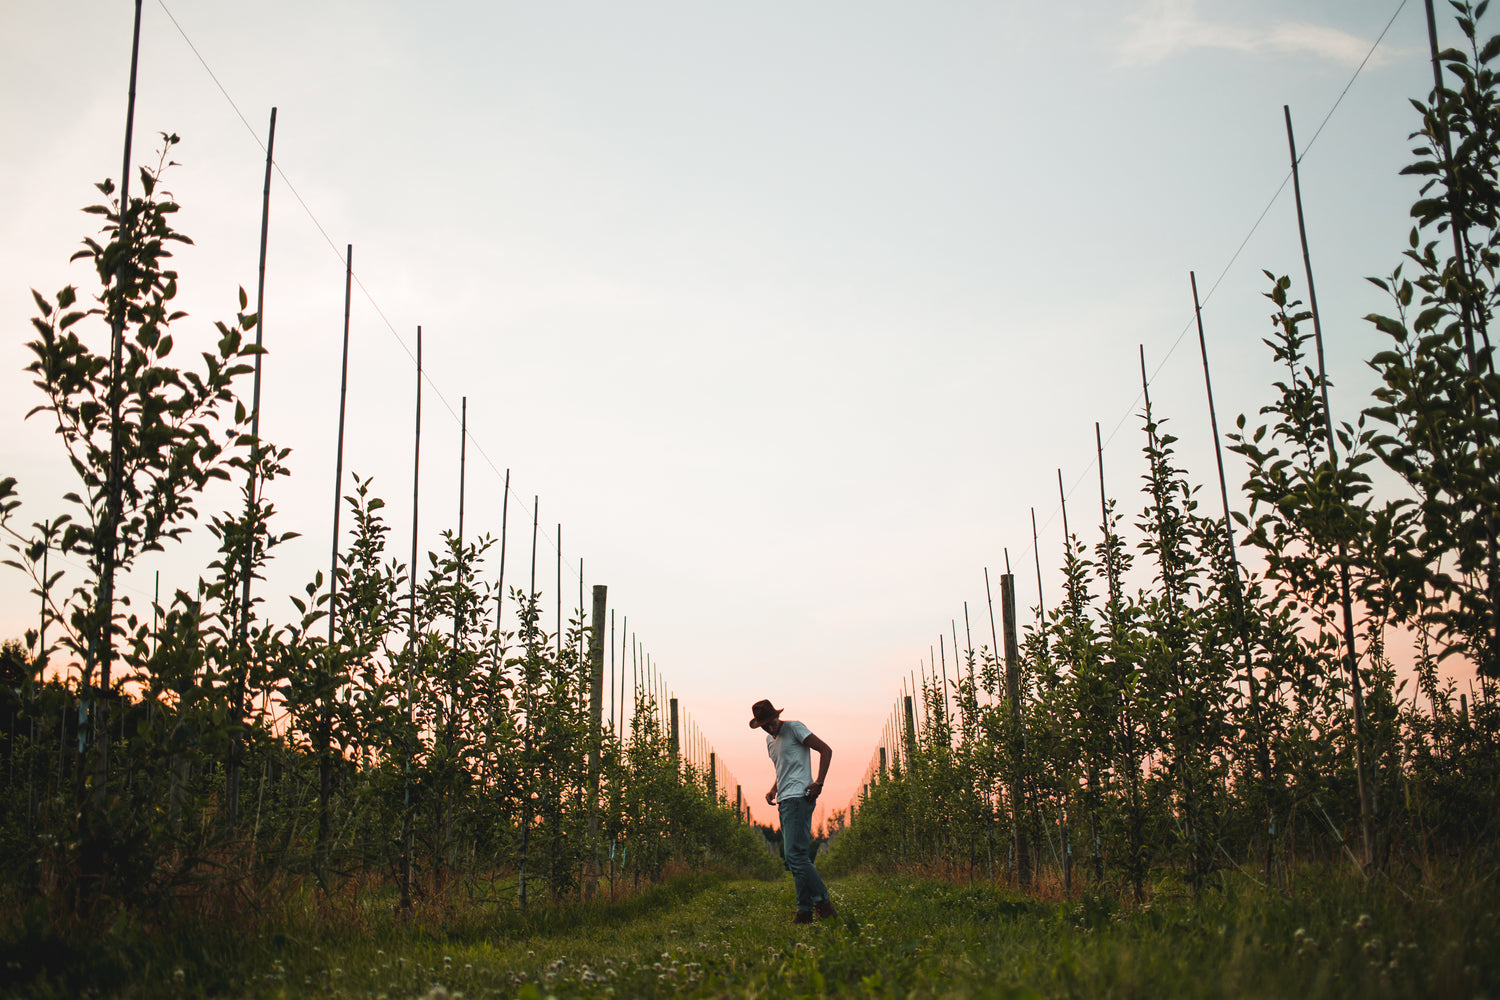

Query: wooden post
709;751;717;799
736;784;743;821
1001;572;1029;888
587;584;607;895
589;585;607;759
609;608;616;733
1286;105;1376;869
903;695;916;759
669;697;680;767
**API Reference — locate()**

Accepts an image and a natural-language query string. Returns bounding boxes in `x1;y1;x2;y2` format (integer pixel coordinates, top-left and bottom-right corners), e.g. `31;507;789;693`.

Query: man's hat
749;699;783;729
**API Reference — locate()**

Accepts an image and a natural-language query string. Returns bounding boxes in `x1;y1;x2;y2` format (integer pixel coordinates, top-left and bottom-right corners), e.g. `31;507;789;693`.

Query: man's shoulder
783;720;810;741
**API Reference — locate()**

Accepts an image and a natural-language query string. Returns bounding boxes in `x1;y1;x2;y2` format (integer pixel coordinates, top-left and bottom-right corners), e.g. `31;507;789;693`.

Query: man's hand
804;781;823;802
765;789;777;806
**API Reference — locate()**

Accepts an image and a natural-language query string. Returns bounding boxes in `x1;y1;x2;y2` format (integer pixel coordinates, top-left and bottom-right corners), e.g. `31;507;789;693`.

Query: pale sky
0;0;1451;825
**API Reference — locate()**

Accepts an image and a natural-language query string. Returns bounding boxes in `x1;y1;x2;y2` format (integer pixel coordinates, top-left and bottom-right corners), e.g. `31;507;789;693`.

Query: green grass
3;867;1498;998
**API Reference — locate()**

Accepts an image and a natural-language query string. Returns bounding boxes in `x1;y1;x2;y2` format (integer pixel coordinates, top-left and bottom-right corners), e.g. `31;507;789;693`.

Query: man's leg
779;797;829;914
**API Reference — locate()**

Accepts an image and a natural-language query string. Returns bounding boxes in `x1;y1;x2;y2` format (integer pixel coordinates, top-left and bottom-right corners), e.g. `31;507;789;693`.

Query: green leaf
1366;313;1408;339
1481;32;1500;63
1414;306;1449;332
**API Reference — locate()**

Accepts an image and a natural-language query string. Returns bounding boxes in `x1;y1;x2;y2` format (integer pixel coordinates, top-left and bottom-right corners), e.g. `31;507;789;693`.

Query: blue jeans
778;794;829;912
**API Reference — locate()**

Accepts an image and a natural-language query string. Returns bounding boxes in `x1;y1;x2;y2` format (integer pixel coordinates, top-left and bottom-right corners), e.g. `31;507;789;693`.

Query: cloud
1115;0;1399;69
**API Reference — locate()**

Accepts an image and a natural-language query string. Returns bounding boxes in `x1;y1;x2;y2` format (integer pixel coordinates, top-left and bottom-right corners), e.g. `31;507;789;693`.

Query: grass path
236;870;1497;999
7;869;1498;997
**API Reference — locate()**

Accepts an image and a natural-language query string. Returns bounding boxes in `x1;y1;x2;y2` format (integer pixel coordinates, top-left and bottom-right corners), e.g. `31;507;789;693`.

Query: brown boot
814;900;837;920
792;909;814;924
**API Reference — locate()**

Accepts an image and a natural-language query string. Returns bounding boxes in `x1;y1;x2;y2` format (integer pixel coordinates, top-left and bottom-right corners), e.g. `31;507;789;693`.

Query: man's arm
766;780;778;806
803;733;832;801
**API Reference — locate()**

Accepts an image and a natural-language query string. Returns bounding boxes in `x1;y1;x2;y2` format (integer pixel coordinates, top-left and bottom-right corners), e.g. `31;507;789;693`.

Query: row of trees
825;1;1500;895
0;136;774;924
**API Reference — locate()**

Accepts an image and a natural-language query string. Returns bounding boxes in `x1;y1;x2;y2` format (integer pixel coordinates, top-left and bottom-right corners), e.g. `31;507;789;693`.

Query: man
750;698;836;923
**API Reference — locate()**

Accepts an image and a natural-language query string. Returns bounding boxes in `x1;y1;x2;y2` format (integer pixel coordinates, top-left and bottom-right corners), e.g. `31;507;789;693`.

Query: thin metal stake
239;106;278;636
528;497;539;637
454;397;467;655
95;0;146;797
410;326;422;649
984;568;1001;697
328;245;354;650
1286;105;1376;870
1191;270;1275;880
1031;508;1046;629
496;469;510;635
229;105;278;823
556;523;562;658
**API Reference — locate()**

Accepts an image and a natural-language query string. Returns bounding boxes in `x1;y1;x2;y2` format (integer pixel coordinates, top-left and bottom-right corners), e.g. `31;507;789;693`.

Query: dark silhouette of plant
16;137;260;790
1364;0;1500;679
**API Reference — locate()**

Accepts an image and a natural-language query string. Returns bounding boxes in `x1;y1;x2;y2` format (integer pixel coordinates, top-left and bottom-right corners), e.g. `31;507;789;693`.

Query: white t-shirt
767;720;815;800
